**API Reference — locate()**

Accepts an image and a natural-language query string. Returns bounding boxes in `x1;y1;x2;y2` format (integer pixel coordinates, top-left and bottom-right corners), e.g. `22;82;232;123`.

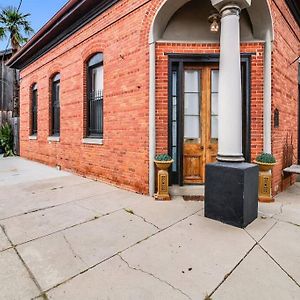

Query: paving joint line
118;253;192;300
0;224;48;300
2;208;124;248
0;190;116;222
207;220;278;299
257;243;300;288
208;242;257;299
40;210;202;295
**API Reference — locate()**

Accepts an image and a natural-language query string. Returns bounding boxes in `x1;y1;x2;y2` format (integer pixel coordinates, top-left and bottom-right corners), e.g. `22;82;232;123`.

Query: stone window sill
29;135;37;140
82;138;103;145
48;136;60;142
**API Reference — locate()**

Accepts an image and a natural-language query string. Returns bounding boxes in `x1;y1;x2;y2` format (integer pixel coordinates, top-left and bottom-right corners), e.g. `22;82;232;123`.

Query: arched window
31;83;38;135
51;73;61;136
87;53;103;138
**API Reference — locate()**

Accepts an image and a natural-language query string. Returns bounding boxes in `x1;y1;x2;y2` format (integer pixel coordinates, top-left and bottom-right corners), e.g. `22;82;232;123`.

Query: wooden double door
183;65;219;184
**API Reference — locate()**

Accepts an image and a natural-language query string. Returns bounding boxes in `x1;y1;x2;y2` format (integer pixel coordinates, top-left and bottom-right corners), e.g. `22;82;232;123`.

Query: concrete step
169;185;205;196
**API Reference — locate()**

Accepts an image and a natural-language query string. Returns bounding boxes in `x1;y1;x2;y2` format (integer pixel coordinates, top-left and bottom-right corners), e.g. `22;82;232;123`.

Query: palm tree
0;6;34;122
0;6;34;52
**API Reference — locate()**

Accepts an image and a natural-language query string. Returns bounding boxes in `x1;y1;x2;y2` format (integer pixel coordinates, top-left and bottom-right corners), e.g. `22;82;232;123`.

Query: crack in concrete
123;208;160;230
118;254;192;300
62;233;87;266
41;210;202;294
0;224;48;300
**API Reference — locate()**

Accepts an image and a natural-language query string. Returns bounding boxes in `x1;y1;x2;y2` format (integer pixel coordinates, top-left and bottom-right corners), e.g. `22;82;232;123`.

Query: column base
217;154;245;162
205;162;259;228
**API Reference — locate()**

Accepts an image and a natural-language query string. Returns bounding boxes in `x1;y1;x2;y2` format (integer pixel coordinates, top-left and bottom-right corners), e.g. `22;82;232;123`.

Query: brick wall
270;0;299;193
19;0;153;194
18;0;299;195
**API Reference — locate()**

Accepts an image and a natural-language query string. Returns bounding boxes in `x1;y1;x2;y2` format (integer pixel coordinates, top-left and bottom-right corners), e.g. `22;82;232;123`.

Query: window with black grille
51;74;60;136
87;53;103;138
31;83;38;135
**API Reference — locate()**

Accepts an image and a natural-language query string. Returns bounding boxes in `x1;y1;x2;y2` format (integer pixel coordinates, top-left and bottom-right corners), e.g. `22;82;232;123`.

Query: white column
263;29;272;154
217;5;244;162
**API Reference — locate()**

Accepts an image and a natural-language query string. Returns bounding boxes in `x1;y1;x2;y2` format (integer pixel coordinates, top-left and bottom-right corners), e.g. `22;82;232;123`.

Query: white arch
148;0;274;195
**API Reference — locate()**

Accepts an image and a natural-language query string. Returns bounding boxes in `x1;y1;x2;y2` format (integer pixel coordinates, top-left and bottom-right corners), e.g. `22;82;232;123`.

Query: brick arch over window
83;45;104;139
81;44;105;132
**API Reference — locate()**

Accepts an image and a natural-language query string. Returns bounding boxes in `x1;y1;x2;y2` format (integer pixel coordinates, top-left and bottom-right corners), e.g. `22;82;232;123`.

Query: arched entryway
148;0;274;194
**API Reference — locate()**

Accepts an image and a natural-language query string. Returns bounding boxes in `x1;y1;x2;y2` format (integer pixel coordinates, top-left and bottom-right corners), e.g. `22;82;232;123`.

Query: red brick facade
18;0;299;195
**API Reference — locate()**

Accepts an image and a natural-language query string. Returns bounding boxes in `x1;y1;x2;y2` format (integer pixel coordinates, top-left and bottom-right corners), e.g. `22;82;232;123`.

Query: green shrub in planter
155;154;172;161
255;153;276;164
0;123;14;157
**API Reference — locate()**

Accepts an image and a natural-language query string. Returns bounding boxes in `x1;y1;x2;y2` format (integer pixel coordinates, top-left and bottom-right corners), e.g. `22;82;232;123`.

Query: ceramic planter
154;159;173;201
254;160;276;203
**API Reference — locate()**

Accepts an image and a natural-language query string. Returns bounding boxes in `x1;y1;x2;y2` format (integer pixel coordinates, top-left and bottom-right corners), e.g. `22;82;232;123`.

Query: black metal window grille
31;83;38;135
51;74;60;136
87;53;103;138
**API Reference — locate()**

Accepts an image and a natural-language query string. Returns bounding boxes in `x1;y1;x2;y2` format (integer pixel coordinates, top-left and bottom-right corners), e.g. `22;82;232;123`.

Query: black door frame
167;53;253;186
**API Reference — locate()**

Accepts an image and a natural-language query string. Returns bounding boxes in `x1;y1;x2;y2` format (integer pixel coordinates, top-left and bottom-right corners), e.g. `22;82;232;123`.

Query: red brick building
8;0;300;196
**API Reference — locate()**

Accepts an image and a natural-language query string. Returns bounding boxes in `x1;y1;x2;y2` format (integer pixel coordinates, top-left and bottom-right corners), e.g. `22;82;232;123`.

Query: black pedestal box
205;162;259;228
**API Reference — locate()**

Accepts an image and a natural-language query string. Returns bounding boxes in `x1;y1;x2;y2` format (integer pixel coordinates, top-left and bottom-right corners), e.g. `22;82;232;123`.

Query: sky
0;0;68;50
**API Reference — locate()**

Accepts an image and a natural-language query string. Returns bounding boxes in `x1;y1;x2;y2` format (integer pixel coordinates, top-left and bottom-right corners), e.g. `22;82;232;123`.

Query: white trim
82;138;103;145
149;42;156;196
156;39;265;44
29;135;37;140
48;136;60;142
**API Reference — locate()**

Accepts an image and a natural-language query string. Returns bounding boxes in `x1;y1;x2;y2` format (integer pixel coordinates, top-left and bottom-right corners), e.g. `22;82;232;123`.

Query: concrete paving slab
0;249;40;299
260;222;300;285
47;255;188;300
245;215;277;241
274;203;300;226
125;196;202;229
0;157;70;187
258;201;283;217
17;210;158;291
1;202;99;245
213;246;300;300
121;214;255;299
17;233;87;292
0;227;11;251
0;180;119;220
74;189;148;215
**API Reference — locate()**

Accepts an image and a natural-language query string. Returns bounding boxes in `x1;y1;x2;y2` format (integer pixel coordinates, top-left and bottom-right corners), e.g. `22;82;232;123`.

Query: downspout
149;42;156;196
263;29;272;154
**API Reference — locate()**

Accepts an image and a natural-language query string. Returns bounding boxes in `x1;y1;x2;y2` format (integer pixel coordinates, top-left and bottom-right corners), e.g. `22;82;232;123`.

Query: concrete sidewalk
0;157;299;300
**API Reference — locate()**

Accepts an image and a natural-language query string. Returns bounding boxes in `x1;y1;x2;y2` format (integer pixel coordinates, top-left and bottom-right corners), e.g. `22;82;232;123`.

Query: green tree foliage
0;6;34;51
0;123;14;157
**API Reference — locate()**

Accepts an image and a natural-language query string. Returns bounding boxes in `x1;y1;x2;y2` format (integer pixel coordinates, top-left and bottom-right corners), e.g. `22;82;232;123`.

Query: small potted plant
154;154;173;201
254;153;276;172
154;154;174;170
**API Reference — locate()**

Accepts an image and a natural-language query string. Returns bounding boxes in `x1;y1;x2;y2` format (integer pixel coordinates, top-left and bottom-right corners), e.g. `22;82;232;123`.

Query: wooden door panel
184;143;204;183
183;65;219;185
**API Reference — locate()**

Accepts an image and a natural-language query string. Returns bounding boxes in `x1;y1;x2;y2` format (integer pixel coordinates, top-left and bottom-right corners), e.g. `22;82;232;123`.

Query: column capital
211;0;251;11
